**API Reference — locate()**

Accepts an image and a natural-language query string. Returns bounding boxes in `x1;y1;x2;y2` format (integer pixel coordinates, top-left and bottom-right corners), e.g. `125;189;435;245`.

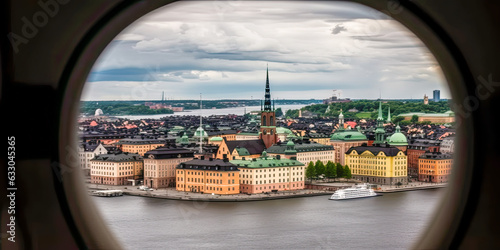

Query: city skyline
82;1;450;101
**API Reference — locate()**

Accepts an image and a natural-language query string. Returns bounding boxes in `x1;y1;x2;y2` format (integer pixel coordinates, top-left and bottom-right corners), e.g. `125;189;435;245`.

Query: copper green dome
194;127;208;138
388;124;408;146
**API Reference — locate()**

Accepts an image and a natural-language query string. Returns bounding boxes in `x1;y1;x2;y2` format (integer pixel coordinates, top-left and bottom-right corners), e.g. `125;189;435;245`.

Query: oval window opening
77;1;456;249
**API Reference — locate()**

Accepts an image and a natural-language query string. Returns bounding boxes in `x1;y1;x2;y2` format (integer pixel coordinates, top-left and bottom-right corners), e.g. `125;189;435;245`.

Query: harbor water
93;188;445;249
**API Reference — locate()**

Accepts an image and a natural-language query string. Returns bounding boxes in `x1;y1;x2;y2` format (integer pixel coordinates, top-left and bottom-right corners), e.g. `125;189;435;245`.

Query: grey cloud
331;24;347;35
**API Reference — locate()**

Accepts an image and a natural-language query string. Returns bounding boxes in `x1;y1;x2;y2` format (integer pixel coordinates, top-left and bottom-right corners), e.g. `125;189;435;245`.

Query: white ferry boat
329;183;378;200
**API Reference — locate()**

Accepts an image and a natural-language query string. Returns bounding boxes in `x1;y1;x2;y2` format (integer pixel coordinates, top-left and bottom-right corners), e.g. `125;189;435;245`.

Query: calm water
115;104;307;119
93;189;445;249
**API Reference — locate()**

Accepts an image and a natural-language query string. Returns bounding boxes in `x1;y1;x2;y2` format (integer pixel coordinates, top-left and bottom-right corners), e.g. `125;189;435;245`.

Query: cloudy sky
81;1;450;101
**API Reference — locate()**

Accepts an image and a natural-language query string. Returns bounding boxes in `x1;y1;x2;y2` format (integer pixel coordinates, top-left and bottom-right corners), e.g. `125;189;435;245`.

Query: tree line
285;100;452;120
305;160;352;181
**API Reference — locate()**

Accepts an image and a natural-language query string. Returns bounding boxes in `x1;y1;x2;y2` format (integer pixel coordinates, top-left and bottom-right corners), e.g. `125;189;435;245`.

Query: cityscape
80;1;454;249
82;69;454;194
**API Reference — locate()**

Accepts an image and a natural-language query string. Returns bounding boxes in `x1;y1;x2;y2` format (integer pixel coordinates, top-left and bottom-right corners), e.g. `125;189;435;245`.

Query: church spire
387;106;391;123
264;65;272;111
374;101;386;145
338;108;345;131
377;101;383;121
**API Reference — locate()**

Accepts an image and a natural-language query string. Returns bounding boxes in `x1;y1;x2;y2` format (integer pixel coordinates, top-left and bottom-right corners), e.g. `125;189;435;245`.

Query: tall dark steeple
264;65;272;111
260;65;277;149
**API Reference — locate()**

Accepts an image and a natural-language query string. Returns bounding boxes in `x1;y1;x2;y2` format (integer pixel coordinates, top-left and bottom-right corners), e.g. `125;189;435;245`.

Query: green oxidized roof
230;155;304;169
194;127;208;137
330;130;368;141
388;124;408;146
210;136;223;142
234;147;250;156
171;126;185;131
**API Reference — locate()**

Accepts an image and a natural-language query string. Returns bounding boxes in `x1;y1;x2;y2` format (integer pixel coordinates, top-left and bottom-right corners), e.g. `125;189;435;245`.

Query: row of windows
419;160;453;164
241;183;303;191
419;170;451;174
180;178;236;184
177;171;236;177
419;164;452;169
239;177;304;184
176;184;237;192
352;170;406;177
241;167;303;173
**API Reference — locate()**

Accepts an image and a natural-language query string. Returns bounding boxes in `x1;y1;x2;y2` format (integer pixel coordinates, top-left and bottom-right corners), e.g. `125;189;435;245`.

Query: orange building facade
406;140;440;179
418;152;453;183
176;158;240;195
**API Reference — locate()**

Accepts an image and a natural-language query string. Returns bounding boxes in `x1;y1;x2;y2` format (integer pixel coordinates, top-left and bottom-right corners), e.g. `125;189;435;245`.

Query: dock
89;190;123;197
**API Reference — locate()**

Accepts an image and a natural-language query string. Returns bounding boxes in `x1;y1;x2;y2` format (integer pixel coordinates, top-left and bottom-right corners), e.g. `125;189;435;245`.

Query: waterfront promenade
87;180;446;201
311;180;447;193
87;183;333;202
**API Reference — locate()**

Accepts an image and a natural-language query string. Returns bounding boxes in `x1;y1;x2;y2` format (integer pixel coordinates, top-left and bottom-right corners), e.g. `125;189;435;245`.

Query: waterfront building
90;152;143;185
406;139;441;179
259;66;278;148
143;146;194;189
116;138;166;156
176;158;240;195
216;138;266;160
231;152;305;194
267;140;335;166
329;110;368;165
418;151;453;183
79;142;108;176
386;123;409;152
345;145;408;185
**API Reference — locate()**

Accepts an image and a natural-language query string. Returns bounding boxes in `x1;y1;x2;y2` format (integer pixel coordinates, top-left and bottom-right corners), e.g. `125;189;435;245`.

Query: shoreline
87;182;447;202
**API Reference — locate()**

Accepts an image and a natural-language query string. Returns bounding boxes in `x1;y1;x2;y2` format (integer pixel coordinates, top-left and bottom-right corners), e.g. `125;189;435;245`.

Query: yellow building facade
345;146;408;185
176;158;240;195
